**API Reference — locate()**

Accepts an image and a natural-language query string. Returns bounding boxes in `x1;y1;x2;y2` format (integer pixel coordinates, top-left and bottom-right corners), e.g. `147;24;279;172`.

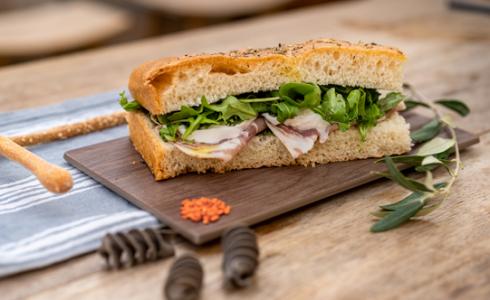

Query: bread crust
127;111;411;181
129;38;407;115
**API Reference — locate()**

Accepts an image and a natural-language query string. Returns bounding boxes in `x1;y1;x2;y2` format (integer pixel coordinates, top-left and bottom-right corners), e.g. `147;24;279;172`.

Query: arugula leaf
205;96;256;122
182;115;205;139
364;103;382;122
435;99;470;116
221;96;257;121
358;89;366;116
239;96;280;103
321;88;348;122
159;124;179;142
346;89;360;119
378;92;405;112
167;105;201;121
357;105;381;141
118;91;142;112
271;102;299;122
358;122;370;141
250;102;271;113
278;82;322;108
410;119;442;143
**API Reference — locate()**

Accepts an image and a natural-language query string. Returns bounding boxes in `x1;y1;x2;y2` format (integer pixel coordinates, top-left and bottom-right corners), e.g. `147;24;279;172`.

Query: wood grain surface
0;0;489;299
64;113;479;244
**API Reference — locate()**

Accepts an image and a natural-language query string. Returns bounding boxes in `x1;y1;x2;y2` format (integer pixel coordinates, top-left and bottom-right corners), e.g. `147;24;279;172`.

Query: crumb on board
180;197;231;225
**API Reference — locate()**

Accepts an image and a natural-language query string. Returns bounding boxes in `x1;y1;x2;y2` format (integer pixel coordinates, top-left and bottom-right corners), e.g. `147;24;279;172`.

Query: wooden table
0;1;132;58
1;0;489;299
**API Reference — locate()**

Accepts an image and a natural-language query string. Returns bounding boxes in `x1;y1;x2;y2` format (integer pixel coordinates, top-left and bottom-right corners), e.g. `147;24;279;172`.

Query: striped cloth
0;91;159;277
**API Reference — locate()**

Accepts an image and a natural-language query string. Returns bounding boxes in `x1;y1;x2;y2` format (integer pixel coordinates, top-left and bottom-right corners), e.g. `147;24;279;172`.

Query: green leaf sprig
119;91;142;111
370;83;470;232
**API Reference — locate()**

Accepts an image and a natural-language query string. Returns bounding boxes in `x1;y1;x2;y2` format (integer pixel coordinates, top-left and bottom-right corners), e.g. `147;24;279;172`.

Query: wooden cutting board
64;113;479;244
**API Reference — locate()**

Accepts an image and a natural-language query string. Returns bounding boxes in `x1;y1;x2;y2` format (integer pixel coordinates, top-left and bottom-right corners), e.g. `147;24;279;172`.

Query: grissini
122;38;411;180
0;136;73;193
11;112;126;146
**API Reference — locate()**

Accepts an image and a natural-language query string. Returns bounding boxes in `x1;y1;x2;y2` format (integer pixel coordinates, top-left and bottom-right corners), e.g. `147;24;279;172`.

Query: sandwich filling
120;82;405;161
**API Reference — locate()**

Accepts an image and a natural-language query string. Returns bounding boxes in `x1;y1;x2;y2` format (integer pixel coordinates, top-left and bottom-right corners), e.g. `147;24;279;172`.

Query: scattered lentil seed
180;197;231;224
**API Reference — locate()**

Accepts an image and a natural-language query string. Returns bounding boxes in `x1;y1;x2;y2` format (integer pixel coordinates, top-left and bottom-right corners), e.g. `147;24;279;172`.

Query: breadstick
0;136;73;193
10;111;127;147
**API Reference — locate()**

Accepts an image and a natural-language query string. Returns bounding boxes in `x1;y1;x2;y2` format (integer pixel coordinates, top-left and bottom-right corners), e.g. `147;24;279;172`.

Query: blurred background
0;0;344;66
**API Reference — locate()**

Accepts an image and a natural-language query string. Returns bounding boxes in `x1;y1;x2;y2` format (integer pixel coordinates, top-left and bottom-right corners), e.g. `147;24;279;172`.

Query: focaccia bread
129;39;406;115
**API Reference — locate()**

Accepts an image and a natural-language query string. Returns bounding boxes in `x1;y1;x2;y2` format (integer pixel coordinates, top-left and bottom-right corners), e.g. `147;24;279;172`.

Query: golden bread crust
129;38;406;115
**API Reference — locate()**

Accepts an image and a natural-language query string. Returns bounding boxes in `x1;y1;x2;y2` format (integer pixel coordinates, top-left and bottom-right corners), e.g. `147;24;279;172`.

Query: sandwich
120;38;411;180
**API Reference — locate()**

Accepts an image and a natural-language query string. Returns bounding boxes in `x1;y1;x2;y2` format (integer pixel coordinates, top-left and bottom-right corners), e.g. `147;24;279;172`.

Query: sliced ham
263;110;331;159
173;118;266;161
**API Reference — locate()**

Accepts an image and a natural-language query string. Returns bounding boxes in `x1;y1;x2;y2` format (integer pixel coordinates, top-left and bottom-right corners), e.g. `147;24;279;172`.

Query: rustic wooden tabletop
1;0;489;299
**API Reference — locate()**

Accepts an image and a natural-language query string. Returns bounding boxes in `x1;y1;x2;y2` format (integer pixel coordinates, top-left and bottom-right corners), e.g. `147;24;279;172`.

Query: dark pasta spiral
221;226;259;288
164;255;204;300
98;226;175;269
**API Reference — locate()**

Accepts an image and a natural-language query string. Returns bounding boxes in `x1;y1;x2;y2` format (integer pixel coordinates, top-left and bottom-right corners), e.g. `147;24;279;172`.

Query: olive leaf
379;156;434;192
379;182;446;212
370;200;425;232
380;191;429;211
377;155;424;166
371;184;447;233
410;119;442;143
416;137;455;156
435;99;470;116
421;155;444;166
404;99;430;111
415;156;450;173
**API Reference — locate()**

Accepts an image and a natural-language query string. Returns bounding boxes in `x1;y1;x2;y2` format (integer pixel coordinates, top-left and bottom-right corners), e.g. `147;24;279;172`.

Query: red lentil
180;197;231;224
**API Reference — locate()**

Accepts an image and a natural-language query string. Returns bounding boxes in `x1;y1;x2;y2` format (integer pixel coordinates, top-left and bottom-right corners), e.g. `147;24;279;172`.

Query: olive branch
370;83;470;232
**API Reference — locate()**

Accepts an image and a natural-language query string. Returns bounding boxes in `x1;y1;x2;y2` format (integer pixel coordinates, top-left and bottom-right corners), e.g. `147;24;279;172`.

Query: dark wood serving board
64;113;479;244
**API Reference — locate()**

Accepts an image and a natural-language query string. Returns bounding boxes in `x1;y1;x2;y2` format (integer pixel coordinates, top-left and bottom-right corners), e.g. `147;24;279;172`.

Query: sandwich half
121;38;411;180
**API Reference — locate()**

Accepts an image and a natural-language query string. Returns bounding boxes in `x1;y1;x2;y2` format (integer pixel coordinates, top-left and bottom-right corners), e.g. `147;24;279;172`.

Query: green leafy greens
119;91;142;111
119;82;405;142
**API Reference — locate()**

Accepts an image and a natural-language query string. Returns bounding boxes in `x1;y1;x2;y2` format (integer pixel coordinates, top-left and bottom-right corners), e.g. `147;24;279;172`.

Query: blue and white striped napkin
0;91;159;277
